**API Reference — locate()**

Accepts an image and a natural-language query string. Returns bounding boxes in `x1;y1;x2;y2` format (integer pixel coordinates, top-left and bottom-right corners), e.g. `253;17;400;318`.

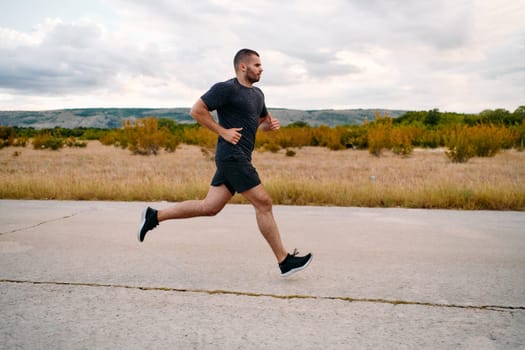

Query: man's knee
255;193;273;212
202;203;222;216
200;185;231;216
242;185;274;212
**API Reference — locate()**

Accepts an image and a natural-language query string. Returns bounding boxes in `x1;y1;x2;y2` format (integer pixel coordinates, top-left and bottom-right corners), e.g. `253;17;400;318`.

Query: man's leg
158;185;232;221
138;185;232;242
241;184;288;263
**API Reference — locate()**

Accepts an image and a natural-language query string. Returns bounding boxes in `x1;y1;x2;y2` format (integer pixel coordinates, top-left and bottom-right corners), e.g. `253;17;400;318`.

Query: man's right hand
191;99;243;145
220;127;243;145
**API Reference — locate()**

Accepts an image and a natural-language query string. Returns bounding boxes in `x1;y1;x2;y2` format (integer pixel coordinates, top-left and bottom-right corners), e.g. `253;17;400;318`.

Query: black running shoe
279;249;313;277
137;207;158;242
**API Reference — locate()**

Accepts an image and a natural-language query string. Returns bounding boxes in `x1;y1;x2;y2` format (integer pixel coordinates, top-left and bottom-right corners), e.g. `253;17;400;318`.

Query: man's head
234;48;263;85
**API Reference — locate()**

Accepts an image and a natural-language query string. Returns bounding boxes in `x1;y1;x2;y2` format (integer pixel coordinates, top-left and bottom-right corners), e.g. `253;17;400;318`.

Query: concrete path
1;200;524;349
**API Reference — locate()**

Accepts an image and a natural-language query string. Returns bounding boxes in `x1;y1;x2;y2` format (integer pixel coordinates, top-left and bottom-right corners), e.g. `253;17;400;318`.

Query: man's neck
236;75;253;88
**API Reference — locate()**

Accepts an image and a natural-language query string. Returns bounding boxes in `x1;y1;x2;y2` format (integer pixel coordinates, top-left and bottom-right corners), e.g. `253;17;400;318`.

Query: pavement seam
2;278;523;313
0;209;91;236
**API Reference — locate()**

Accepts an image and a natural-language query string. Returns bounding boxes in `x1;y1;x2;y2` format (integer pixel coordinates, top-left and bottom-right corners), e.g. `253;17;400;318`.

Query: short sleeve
260;103;268;118
254;87;267;118
201;81;232;111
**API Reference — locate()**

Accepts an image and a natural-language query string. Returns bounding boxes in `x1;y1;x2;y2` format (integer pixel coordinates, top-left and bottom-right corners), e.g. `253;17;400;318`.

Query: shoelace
290;248;299;257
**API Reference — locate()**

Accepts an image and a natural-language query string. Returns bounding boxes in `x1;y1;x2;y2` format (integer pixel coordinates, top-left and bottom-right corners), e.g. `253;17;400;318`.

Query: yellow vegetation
1;141;524;210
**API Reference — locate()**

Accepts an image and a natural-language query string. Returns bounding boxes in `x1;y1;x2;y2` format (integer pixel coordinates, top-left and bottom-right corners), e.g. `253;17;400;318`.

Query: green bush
511;119;525;151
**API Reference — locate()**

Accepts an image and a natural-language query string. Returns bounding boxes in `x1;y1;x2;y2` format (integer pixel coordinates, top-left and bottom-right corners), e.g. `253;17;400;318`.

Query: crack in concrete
2;279;523;313
0;210;88;236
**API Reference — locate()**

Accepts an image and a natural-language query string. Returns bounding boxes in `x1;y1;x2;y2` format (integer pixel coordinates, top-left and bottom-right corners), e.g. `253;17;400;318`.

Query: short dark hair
234;48;259;71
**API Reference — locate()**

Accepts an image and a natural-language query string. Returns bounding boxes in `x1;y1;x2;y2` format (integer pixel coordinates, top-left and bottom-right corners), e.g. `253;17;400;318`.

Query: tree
424;108;440;126
286;121;310;128
512;106;525;124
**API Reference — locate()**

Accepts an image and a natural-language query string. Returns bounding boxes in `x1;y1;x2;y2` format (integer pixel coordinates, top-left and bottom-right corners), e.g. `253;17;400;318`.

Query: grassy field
1;141;524;210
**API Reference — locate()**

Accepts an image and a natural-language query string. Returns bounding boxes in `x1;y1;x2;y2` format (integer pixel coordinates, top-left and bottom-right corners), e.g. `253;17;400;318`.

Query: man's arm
259;112;280;131
190;98;243;145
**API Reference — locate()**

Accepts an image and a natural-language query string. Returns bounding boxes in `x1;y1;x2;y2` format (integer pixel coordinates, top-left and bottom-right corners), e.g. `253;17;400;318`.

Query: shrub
99;132;118;146
367;116;392;156
12;137;28;147
470;124;509;157
390;127;414;156
130;117;167;155
417;129;443;148
183;126;216;149
101;117;182;155
0;126;13;148
81;128;111;140
512;119;525;151
264;142;281;153
285;149;296;157
340;125;368;149
32;133;64;150
311;125;344;150
0;126;27;148
444;124;515;162
257;128;313;149
444;126;475;163
165;134;181;152
65;137;87;148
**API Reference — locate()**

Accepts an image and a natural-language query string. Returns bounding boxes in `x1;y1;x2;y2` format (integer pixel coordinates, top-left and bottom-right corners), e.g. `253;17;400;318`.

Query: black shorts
211;161;261;195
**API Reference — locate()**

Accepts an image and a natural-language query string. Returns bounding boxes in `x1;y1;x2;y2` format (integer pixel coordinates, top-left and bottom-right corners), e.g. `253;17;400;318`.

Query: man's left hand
261;114;280;131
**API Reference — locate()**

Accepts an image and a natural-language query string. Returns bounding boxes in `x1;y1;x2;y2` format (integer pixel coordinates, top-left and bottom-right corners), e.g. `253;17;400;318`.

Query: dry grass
1;141;524;210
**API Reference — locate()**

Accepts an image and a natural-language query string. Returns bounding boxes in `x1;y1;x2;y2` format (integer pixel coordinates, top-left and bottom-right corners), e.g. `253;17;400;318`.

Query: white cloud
0;0;523;112
0;18;166;93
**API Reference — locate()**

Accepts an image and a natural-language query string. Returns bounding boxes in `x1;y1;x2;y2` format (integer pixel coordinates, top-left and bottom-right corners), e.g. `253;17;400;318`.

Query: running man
138;49;312;277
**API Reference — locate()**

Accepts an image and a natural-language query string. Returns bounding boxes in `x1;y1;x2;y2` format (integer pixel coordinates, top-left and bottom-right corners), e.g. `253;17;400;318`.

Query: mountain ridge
0;107;407;129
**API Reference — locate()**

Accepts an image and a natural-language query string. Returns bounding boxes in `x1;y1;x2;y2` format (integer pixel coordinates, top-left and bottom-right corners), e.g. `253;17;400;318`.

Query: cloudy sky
0;0;524;113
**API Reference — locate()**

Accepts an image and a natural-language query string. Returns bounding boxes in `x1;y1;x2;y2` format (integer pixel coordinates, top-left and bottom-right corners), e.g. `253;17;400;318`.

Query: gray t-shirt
201;78;268;162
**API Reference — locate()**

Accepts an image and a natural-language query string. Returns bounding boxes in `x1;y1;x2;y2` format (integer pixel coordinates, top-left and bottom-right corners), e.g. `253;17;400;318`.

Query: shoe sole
280;254;313;278
137;207;148;242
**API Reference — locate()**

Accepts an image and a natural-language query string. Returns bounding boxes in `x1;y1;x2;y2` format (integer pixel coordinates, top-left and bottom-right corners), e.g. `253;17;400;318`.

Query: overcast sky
0;0;524;113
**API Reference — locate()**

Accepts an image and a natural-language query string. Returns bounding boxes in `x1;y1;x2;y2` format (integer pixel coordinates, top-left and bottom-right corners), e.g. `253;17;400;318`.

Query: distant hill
0;108;407;129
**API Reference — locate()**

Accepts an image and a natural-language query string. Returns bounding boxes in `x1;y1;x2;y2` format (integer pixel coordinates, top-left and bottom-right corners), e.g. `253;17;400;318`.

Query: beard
246;69;261;84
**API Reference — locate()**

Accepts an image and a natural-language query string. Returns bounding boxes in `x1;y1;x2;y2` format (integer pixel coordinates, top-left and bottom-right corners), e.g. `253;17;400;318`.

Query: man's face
243;55;263;84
